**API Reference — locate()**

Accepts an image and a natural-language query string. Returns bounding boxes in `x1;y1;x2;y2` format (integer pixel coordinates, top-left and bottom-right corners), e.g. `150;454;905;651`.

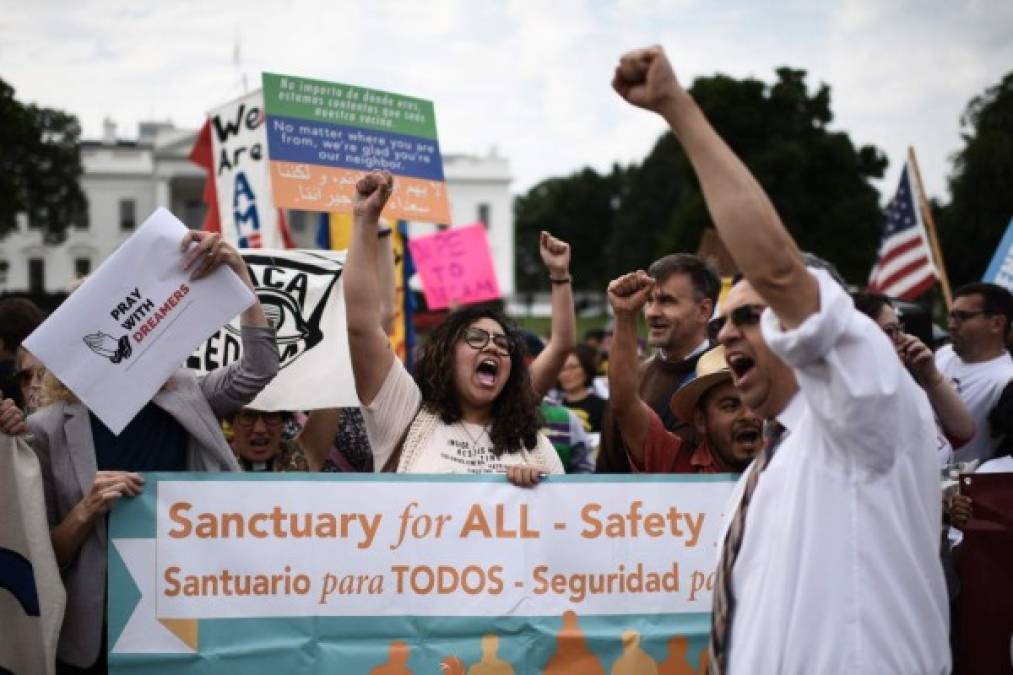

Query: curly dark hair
413;305;542;455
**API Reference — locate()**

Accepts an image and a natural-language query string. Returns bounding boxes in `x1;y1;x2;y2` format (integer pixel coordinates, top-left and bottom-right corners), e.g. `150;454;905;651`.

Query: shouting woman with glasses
344;171;563;484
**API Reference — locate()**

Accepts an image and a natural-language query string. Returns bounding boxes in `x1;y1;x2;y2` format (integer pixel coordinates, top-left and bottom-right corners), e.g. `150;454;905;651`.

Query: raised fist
539;231;571;278
611;45;685;113
353;170;394;223
607;271;655;316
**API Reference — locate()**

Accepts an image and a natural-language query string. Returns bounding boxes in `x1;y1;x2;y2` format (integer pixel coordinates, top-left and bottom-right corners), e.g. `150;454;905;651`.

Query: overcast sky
2;0;1011;205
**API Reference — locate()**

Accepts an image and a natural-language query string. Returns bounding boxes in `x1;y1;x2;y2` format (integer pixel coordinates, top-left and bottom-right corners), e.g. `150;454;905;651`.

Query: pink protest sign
408;223;501;310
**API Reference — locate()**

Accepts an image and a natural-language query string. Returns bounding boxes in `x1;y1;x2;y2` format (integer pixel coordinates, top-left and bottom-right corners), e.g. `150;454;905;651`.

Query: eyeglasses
463;327;512;353
15;366;46;387
948;310;987;323
708;304;766;338
234;410;284;427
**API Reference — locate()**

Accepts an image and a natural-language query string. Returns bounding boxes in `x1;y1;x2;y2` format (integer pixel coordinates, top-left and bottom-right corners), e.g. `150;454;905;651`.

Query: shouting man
608;272;761;474
613;45;948;673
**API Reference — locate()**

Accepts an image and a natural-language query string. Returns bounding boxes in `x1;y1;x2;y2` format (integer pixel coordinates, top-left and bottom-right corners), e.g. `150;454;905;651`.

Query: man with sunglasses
608;274;763;475
614;45;948;673
935;282;1013;464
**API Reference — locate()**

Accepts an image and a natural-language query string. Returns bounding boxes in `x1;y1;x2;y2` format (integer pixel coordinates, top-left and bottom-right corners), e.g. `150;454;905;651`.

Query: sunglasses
948;310;987;323
15;366;46;386
234;410;284;428
463;327;513;353
708;304;767;338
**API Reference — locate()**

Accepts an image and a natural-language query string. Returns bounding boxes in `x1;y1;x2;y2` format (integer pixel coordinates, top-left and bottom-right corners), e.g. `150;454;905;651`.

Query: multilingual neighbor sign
108;473;734;674
262;73;451;224
408;223;501;310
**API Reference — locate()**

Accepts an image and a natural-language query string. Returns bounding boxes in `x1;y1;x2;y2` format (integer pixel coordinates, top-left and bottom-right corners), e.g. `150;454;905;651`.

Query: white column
155;177;171;209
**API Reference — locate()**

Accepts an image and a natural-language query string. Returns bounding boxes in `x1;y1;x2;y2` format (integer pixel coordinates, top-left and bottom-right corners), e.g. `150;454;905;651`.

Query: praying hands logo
83;331;133;364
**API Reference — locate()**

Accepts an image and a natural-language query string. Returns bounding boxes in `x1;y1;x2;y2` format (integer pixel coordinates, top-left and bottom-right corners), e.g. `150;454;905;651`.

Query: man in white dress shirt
612;45;950;674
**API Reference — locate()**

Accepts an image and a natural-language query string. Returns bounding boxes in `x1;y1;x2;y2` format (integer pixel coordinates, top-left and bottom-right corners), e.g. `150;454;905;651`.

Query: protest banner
408;223;500;310
107;473;733;674
207;91;289;249
261;73;451;224
187;249;357;410
982;217;1013;292
23;209;255;433
958;471;1013;675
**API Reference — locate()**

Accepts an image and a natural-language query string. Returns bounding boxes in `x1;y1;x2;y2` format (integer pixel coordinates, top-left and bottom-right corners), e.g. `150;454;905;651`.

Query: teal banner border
108;473;729;674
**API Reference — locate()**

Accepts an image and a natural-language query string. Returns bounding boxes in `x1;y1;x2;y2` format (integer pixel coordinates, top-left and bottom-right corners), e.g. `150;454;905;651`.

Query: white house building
0;120;515;297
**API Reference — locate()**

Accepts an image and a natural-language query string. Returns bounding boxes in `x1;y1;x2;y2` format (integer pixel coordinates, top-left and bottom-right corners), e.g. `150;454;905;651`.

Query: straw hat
669;345;733;422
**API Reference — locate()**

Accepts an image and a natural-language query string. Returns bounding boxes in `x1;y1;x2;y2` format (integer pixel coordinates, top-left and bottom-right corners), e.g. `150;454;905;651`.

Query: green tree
0;77;88;241
629;68;887;284
515;67;888;288
938;72;1013;286
514;165;627;291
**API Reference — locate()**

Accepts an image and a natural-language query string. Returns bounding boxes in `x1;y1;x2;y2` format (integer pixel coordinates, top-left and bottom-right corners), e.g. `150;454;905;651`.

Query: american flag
867;162;938;300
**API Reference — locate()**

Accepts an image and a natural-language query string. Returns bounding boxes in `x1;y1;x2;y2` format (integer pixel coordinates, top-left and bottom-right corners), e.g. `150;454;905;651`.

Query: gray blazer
28;325;278;667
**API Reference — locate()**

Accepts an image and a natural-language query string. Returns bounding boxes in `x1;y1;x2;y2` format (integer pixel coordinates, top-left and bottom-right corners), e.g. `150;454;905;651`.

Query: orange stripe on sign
270;162;452;225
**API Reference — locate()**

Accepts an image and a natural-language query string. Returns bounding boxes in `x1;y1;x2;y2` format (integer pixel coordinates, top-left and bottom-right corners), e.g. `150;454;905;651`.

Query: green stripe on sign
263;73;438;139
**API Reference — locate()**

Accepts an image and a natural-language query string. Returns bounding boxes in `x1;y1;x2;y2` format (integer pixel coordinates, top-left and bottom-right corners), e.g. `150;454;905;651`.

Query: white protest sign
23;209;255;433
187;249;356;410
146;477;731;620
209;90;286;249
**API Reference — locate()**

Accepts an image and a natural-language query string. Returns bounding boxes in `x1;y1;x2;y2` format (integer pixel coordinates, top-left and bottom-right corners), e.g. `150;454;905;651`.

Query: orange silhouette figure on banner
467;634;514;675
658;635;695;675
371;640;412;675
441;655;466;675
543;610;606;675
611;629;658;675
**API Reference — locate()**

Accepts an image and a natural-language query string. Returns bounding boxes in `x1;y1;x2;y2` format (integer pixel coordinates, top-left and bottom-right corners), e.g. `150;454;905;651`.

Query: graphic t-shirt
363;358;564;475
539;401;594;473
935;345;1013;463
562;393;606;433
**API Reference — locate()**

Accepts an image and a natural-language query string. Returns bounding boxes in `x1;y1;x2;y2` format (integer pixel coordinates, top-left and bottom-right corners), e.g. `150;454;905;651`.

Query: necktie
708;420;786;674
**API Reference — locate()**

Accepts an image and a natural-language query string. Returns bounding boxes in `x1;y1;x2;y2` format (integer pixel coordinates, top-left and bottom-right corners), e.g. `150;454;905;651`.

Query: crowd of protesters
2;45;1012;675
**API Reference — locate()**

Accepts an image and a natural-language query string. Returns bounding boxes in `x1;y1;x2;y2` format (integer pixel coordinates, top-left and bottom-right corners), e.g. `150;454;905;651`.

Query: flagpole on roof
907;147;953;310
